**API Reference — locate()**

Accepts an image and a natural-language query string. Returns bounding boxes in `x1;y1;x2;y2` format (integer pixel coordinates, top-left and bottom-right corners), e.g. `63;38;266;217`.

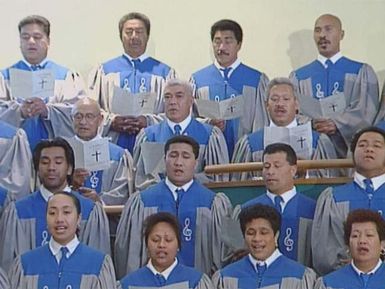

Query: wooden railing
103;159;354;214
204;159;354;174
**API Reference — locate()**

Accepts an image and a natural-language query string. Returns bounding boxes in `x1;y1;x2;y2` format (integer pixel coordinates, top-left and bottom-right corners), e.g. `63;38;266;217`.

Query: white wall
1;0;384;87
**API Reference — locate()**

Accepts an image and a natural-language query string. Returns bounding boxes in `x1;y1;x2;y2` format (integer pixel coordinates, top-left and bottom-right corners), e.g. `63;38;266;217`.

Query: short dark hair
344;209;385;245
350;126;385;154
47;191;81;216
239;204;281;237
143;212;181;249
210;19;243;43
262;143;297;165
33;138;75;182
18;15;50;37
119;12;151;40
164;135;199;159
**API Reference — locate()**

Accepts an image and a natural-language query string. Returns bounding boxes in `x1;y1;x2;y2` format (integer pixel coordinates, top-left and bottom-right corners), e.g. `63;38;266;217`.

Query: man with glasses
0;15;85;150
88;12;175;154
68;97;134;205
191;19;269;159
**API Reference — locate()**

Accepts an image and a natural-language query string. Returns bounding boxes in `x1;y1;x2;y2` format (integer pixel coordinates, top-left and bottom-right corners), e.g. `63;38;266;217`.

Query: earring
380;248;385;257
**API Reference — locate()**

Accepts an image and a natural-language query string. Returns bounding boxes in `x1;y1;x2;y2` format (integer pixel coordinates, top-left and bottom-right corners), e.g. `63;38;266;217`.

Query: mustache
317;37;330;45
217;49;230;56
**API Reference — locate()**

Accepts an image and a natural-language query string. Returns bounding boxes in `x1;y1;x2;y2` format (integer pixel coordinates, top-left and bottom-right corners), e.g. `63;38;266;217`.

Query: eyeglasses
72;113;99;122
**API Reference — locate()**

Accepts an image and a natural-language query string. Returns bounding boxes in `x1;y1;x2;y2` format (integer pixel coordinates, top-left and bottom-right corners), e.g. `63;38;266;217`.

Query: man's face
313;15;344;58
353;132;385;178
212;30;241;68
164;85;193;123
262;152;296;195
20;23;50;65
38;147;72;192
72;102;103;141
165;142;197;187
266;84;298;126
121;19;148;58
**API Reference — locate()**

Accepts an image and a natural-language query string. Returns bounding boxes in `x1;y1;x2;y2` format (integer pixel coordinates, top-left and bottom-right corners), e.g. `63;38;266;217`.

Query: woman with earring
118;212;213;289
212;204;316;289
315;209;385;289
9;191;116;289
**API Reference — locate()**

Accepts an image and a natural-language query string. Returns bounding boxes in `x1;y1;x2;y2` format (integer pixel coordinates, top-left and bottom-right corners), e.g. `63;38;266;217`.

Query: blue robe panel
218;255;308;289
192;63;267;157
102;55;173;154
242;193;316;262
140;181;215;267
120;263;203;289
320;263;385;289
1;60;69;151
16;190;94;247
20;243;105;289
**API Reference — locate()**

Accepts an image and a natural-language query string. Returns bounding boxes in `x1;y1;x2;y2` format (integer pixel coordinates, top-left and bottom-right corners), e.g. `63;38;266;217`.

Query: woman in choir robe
9;191;116;289
315;209;385;289
212;204;316;289
119;212;213;289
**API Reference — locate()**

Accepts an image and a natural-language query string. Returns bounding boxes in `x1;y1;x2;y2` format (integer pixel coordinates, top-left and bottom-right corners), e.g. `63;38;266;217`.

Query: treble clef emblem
332;82;339;95
182;218;192;241
139;78;147;93
90;171;99;189
41;230;49;246
284;228;294;252
315;83;324;99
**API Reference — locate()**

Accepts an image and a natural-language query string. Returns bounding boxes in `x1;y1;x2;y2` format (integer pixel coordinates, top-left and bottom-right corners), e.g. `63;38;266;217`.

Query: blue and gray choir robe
133;118;229;191
232;191;315;266
0;267;9;289
114;180;233;278
9;243;116;289
0;60;85;150
118;262;214;289
0;186;8;218
212;254;316;289
231;120;338;180
191;63;269;158
66;136;135;205
88;55;175;153
315;262;385;289
0;120;32;197
290;57;379;156
0;190;110;272
312;181;385;275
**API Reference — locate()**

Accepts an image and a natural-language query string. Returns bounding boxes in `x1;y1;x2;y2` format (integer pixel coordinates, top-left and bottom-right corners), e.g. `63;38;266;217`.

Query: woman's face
244;218;277;261
349;221;384;270
147;222;179;272
47;194;80;245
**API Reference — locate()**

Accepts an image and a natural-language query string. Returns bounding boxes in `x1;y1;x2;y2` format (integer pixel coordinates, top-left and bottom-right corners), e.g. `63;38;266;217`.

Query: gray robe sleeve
251;73;270;133
311;187;349;275
374;80;385;124
314;277;327;289
230;135;254;181
79;202;111;255
101;148;135;205
45;103;75;138
0;267;10;289
211;270;238;289
98;255;117;289
0;202;34;272
0;127;32;197
196;273;215;289
311;133;340;178
114;193;154;279
9;256;26;289
210;193;233;273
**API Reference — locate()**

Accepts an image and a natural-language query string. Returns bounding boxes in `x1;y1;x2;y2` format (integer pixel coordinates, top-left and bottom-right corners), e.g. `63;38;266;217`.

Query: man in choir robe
191;19;269;158
114;135;233;278
134;79;229;190
289;14;379;157
312;126;385;275
0;137;110;272
0;15;85;150
88;12;175;154
231;143;316;266
0;120;32;197
232;77;337;180
67;97;134;205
